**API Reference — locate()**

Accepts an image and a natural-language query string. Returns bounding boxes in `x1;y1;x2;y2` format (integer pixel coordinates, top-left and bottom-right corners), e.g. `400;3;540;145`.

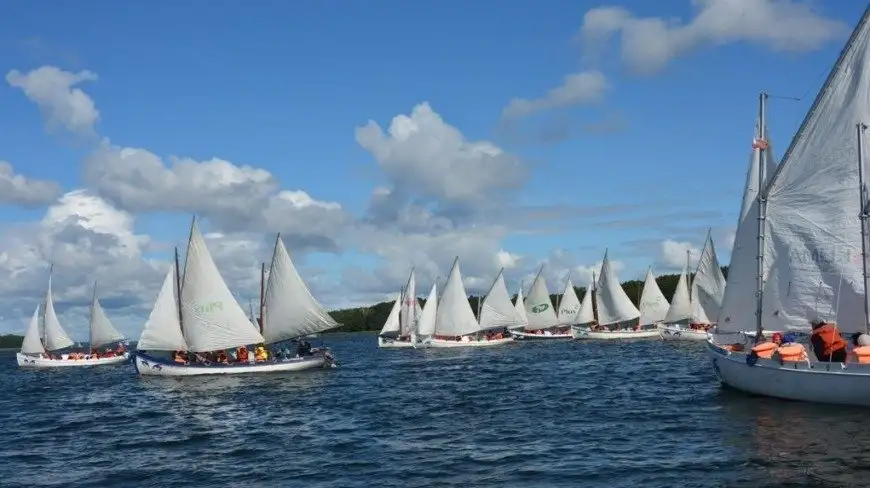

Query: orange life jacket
812;323;847;357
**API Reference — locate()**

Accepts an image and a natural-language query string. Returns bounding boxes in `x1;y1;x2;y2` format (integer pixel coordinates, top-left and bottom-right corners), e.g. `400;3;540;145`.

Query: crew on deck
810;319;848;362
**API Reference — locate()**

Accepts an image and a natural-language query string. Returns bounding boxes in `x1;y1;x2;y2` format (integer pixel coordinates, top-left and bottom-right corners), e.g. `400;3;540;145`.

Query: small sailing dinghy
708;7;870;405
573;251;657;339
17;274;130;368
429;258;514;347
512;267;572;340
662;236;726;341
134;221;337;376
378;268;423;348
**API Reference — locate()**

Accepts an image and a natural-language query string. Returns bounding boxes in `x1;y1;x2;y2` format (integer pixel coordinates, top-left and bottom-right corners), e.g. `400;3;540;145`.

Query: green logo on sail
194;301;224;314
531;303;549;313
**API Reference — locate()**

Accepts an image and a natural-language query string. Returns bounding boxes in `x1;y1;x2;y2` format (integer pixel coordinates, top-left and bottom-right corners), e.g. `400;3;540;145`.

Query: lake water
2;334;868;488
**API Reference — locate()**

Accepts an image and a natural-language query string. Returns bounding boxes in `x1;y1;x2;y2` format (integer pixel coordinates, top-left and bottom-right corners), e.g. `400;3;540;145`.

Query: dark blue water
2;334;868;488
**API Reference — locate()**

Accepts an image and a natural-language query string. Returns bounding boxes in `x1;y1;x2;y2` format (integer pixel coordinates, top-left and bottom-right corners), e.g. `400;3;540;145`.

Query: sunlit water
2;333;868;488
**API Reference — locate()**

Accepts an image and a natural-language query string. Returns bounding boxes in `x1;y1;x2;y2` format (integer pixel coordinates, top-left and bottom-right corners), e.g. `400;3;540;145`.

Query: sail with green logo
523;265;558;330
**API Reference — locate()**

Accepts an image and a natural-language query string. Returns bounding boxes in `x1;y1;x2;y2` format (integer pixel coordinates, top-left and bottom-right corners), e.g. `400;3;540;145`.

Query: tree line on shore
0;267;726;347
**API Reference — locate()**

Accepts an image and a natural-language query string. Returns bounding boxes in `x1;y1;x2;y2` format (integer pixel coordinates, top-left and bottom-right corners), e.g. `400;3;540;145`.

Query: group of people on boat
168;340;314;366
525;327;571;335
745;320;870;364
41;344;126;360
433;330;507;342
688;323;713;331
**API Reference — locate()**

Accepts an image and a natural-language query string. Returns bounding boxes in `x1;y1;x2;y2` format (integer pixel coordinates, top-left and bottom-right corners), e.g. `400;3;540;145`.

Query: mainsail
399;268;417;336
478;268;526;330
556;277;581;326
638;268;669;326
378;293;402;337
595;251;640;326
416;283;438;336
513;285;529;327
690;234;727;324
43;273;74;351
664;266;692;324
433;257;480;337
523;266;559;330
89;283;126;349
574;275;596;325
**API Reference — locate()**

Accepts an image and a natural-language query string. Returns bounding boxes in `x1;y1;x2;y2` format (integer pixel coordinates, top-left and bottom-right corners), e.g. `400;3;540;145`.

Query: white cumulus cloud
6;66;100;135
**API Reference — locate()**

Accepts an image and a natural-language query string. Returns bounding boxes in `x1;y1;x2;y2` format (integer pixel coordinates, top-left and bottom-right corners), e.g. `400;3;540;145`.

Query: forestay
416;283;438;336
90;289;125;348
479;269;526;330
718;130;778;329
638;268;669;326
523;267;559;330
181;220;265;352
574;276;596;325
755;14;870;334
513;286;529;327
690;235;727;324
20;305;45;355
137;263;188;351
378;294;402;337
557;278;581;326
664;268;692;324
43;275;74;351
262;236;339;343
596;252;640;326
434;258;481;337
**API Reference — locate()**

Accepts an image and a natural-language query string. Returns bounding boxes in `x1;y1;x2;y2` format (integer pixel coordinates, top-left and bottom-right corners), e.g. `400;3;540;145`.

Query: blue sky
0;0;865;334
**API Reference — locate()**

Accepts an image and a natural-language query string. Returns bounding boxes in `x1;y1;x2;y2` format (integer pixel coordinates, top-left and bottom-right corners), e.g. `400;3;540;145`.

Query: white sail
378;294;402;337
180;220;265;352
596;251;640;326
137;263;188;351
719;128;778;328
89;286;126;349
20;304;45;355
262;236;339;343
416;283;438;336
664;268;692;324
433;258;480;337
638;268;669;326
479;269;526;330
691;234;727;324
574;276;596;325
399;269;417;336
557;278;581;325
513;285;528;328
523;267;559;330
43;274;74;351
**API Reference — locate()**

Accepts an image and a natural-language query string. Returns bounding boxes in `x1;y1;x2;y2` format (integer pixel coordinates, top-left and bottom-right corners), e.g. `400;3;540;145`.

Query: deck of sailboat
134;351;332;376
17;352;131;368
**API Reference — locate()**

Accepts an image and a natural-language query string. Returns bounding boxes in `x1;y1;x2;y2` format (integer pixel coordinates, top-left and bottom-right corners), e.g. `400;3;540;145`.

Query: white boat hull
571;327;660;340
511;330;573;340
659;326;709;341
706;338;870;406
17;352;131;368
133;351;334;377
428;337;515;348
377;337;415;348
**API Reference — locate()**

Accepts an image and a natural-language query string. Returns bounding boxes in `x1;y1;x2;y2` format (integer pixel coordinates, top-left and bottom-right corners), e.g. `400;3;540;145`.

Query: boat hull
511;331;572;340
659;326;709;341
133;351;334;377
377;337;415;348
17;352;131;368
706;337;870;406
428;337;515;348
571;327;660;340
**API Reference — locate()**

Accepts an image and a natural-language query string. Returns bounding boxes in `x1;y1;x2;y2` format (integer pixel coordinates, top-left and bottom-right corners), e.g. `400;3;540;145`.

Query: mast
174;246;184;333
858;122;870;333
592;269;598;324
43;262;53;347
686;249;692;293
90;280;97;346
259;261;266;334
754;92;768;343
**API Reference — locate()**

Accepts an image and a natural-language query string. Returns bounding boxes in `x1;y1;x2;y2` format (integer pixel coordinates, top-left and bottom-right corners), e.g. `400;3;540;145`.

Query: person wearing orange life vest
809;319;848;362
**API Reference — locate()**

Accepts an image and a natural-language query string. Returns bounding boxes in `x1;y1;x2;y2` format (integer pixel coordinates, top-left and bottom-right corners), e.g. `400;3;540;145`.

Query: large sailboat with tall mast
707;6;870;405
134;219;337;376
17;270;130;368
572;250;659;340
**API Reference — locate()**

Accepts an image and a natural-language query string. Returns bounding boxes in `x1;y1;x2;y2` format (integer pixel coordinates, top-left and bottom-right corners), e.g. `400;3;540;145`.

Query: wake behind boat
134;220;338;377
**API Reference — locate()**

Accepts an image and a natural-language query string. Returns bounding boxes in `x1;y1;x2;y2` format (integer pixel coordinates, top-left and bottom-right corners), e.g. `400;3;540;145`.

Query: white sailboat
412;283;438;348
378;268;423;348
637;267;669;330
477;268;530;339
574;275;596;327
708;6;870;406
429;257;514;347
512;268;573;340
662;236;727;341
573;250;656;339
512;283;529;328
17;272;130;368
134;221;337;376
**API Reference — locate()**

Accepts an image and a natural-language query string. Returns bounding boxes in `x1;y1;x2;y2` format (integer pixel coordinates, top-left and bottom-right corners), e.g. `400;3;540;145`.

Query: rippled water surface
3;333;870;488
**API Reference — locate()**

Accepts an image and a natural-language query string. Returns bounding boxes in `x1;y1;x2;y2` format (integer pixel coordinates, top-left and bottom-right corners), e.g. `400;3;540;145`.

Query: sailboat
477;268;527;335
637;267;669;330
572;250;658;339
17;272;129;368
428;258;514;347
662;234;727;341
412;283;438;348
512;267;573;340
378;268;423;348
513;283;529;329
707;6;870;405
134;220;337;376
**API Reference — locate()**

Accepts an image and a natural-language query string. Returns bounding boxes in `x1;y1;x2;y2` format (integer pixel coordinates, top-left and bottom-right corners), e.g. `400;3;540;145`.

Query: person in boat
254;345;268;362
172;350;187;364
852;332;870;347
296;340;313;356
216;351;228;363
236;346;250;363
810;319;847;363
